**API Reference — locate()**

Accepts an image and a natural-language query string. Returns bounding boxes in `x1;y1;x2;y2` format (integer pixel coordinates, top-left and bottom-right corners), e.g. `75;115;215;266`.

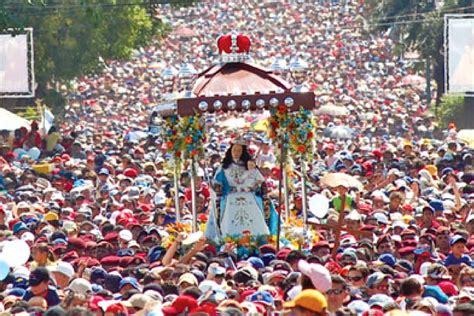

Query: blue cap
12;222;28;235
119;277;140;290
247;257;264;270
378;254;396;267
429;199;444;212
90;267;107;284
441;167;454;176
248;291;274;306
117;249;134;257
367;272;387;289
443;153;454;162
261;253;276;266
450;235;467;247
98;168;110;176
368;294;394;308
148;246;166;263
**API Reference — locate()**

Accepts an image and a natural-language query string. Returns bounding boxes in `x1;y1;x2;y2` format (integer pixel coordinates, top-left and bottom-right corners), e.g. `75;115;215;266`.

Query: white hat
119;229;133;242
68;278;92;296
54;261;75;279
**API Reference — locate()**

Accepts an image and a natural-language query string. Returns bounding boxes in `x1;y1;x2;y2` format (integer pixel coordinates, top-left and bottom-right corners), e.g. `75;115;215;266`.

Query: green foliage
366;0;473;104
0;0;191;113
436;94;465;128
18;106;41;121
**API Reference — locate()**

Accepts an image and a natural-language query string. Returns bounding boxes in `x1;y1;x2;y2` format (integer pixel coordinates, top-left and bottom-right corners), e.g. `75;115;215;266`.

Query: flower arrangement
268;105;316;162
267;105;291;141
162;114;206;161
161;222;192;248
288;107;316;161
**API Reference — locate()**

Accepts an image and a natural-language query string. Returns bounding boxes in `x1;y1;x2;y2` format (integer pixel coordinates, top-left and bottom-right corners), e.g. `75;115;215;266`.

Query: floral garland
267;105;315;162
288;107;315;161
162;114;206;161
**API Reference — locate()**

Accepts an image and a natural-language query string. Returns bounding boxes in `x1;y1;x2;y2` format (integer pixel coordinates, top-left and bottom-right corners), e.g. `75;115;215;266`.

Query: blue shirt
23;285;60;307
444;253;472;267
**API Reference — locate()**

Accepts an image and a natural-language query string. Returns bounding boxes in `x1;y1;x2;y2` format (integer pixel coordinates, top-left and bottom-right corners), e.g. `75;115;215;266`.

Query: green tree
0;0;189;112
366;0;473;106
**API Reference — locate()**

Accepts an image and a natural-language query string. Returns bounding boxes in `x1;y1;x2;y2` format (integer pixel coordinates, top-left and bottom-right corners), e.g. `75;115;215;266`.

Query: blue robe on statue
205;162;278;242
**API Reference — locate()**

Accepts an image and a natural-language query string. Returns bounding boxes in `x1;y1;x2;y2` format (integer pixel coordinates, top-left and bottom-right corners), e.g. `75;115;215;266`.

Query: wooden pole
301;160;308;232
173;161;181;221
190;158;198;233
276;134;286;251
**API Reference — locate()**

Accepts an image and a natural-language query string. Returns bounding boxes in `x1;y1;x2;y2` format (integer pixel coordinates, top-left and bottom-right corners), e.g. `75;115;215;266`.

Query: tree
366;0;473;105
0;0;190;112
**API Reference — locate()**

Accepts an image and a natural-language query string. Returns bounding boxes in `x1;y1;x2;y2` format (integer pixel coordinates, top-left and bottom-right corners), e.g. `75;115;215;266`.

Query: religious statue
205;138;277;241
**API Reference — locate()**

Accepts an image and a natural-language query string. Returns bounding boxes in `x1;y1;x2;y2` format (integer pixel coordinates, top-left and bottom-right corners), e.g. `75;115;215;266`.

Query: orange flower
297;145;306;153
185;136;193;144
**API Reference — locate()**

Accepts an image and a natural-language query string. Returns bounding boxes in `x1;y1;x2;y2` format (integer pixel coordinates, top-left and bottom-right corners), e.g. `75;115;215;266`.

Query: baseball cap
68;278;92;296
53;261;75;280
98;168;110;176
450;235;467;247
119;277;141;291
366;272;388;289
297;260;332;292
178;273;198;287
161;295;198;315
29;267;50;286
283;289;327;313
248;290;274;306
368;294;394;308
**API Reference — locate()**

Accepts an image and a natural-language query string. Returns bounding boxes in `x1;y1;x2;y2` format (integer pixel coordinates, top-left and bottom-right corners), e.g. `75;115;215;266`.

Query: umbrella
0;108;30;131
316;105;349;116
324;126;354;139
457;129;474;148
321;173;363;190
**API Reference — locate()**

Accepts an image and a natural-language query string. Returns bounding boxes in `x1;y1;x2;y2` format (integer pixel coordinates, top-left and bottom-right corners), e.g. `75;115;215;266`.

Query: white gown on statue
218;163;269;237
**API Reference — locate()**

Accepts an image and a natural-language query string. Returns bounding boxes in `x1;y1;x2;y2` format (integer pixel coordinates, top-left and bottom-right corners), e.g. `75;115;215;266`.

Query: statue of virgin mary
205;138;278;241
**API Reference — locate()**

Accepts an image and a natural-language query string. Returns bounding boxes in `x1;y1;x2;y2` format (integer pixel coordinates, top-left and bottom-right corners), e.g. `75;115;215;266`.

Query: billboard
0;28;35;98
444;15;474;96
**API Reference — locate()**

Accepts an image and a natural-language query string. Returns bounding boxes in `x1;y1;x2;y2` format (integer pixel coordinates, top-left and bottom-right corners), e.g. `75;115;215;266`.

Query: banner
0;28;35;98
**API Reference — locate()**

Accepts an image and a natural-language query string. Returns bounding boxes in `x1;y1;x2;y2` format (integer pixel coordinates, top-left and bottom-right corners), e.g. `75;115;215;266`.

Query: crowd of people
0;0;473;315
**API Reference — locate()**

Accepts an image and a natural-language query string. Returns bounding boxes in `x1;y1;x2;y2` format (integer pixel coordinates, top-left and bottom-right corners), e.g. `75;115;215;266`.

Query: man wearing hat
23;267;61;307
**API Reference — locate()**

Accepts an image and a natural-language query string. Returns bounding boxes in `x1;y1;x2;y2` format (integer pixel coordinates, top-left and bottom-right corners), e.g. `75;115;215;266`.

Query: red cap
438;280;459;296
259;244;277;254
68;237;86;249
123;168;138;178
162;295;198;316
104;231;119;242
100;256;120;266
276;248;291;260
105;303;127;314
88;295;105;311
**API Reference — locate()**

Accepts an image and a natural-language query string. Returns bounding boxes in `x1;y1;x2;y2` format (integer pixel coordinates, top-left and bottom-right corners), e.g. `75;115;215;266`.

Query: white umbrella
457;129;474;148
316;105;348;116
321;172;363;190
0;108;30;131
325;126;354;139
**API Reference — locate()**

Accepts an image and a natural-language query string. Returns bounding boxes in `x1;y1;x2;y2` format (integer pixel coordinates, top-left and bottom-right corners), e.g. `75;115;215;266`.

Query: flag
40;106;54;135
